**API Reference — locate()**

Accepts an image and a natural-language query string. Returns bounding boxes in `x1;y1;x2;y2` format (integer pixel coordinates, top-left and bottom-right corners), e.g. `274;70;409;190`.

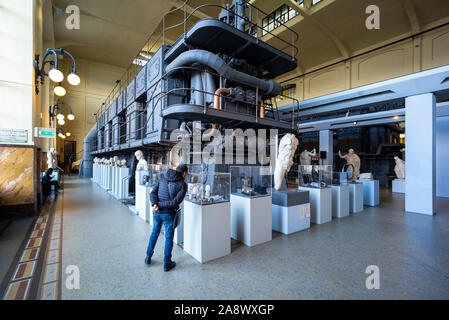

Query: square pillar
319;130;333;166
405;93;436;215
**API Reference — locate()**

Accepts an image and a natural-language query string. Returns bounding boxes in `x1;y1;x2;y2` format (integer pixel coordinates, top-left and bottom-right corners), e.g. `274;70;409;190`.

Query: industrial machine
80;0;300;178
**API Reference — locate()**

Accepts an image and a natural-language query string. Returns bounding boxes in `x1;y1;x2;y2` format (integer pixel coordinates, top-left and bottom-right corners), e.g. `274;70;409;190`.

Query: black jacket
150;169;187;214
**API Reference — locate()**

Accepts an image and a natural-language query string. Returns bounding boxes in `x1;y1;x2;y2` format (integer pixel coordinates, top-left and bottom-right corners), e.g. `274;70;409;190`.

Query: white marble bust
113;156;120;166
135;150;148;171
300;148;316;166
339;148;361;182
121;159;127;168
394;156;405;180
274;133;299;190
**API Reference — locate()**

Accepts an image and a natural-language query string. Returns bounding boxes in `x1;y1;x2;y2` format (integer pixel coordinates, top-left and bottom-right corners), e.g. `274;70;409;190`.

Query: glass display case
332;171;349;186
185;164;230;205
298;165;332;189
230;166;272;197
139;164;169;187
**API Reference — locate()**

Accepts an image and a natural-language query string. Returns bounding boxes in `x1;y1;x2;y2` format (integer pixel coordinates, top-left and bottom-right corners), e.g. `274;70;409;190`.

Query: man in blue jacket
146;164;188;272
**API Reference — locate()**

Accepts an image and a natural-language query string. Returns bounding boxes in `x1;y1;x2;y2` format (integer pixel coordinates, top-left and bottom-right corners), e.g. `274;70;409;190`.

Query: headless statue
339;148;361;182
274;133;299;190
135;150;148;171
300;149;316;166
47;147;57;169
394;156;405;179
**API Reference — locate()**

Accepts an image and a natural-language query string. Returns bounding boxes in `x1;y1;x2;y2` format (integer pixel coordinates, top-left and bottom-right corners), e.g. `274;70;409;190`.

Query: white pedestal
184;200;231;263
135;171;151;221
392;179;405;193
272;203;310;235
112;167;118;196
357;179;379;206
331;185;350;218
93;164;99;184
111;166;117;194
99;165;104;187
106;166;112;190
230;194;272;247
298;187;332;225
101;165;107;189
173;202;184;245
349;183;364;213
115;167;129;199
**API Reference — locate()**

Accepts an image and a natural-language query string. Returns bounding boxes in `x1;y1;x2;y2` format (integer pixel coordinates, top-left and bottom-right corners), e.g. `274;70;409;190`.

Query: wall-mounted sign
0;128;28;143
34;127;56;138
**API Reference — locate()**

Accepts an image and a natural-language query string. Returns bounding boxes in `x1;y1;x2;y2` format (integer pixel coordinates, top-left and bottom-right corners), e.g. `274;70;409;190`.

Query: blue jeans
146;212;175;264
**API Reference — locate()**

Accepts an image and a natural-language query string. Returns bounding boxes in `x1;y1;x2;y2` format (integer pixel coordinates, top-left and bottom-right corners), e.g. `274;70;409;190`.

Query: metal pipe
202;88;230;140
166;49;281;97
79;125;97;178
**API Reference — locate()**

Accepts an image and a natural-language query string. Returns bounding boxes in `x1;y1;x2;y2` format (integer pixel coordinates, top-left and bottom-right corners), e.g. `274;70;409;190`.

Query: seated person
42;168;60;196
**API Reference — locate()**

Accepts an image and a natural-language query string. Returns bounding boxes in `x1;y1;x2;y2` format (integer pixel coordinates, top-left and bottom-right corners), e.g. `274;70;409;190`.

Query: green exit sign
40;130;55;136
34;127;56;138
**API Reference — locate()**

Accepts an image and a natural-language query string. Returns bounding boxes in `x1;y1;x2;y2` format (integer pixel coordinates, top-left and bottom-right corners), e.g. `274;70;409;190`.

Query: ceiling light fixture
34;48;80;95
54;85;66;97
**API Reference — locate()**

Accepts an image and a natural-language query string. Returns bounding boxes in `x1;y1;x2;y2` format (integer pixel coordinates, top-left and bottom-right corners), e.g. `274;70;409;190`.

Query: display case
332;172;349;186
185;165;230;205
298;165;332;189
230;166;272;198
139;164;169;187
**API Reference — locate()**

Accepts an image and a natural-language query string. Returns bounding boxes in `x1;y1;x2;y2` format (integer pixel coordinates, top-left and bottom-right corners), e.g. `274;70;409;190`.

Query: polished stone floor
60;177;449;300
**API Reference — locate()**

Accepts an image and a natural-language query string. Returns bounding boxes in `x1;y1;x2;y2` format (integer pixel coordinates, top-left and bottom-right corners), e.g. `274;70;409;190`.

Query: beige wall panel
422;27;449;71
304;65;346;100
351;41;413;88
86;96;104;126
85;61;124;92
61;94;85;131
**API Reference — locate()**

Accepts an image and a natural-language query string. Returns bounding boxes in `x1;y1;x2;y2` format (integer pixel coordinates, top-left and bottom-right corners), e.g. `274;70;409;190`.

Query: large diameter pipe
79;125;97;178
166;49;281;97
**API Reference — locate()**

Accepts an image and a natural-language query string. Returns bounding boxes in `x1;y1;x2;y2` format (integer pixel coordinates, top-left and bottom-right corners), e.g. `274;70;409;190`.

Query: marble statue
191;185;199;200
109;157;114;166
47;147;57;169
300;148;316;166
113;156;120;166
339;149;360;182
94;157;100;164
121;159;127;168
274;133;299;190
205;184;211;199
394;156;405;180
135;150;148;171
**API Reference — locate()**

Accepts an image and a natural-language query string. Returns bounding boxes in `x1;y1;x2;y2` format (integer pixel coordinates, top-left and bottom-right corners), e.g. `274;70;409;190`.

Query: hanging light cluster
34;48;80;96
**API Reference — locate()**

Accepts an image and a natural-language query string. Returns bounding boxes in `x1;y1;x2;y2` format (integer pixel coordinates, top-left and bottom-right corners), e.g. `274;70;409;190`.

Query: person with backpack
145;164;188;272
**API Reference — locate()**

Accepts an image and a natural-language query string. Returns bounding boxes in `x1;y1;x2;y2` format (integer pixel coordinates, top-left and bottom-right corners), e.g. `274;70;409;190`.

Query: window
262;4;299;36
312;0;323;5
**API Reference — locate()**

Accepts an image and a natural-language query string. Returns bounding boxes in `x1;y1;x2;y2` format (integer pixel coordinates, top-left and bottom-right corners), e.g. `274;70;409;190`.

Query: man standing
145;164;188;272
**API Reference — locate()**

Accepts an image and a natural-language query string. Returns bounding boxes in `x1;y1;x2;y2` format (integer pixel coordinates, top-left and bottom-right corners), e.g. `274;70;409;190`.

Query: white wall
436;116;449;198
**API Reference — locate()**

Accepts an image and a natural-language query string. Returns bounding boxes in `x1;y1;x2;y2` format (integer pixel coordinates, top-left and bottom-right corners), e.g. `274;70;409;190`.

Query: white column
405;93;436;215
319;130;333;166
